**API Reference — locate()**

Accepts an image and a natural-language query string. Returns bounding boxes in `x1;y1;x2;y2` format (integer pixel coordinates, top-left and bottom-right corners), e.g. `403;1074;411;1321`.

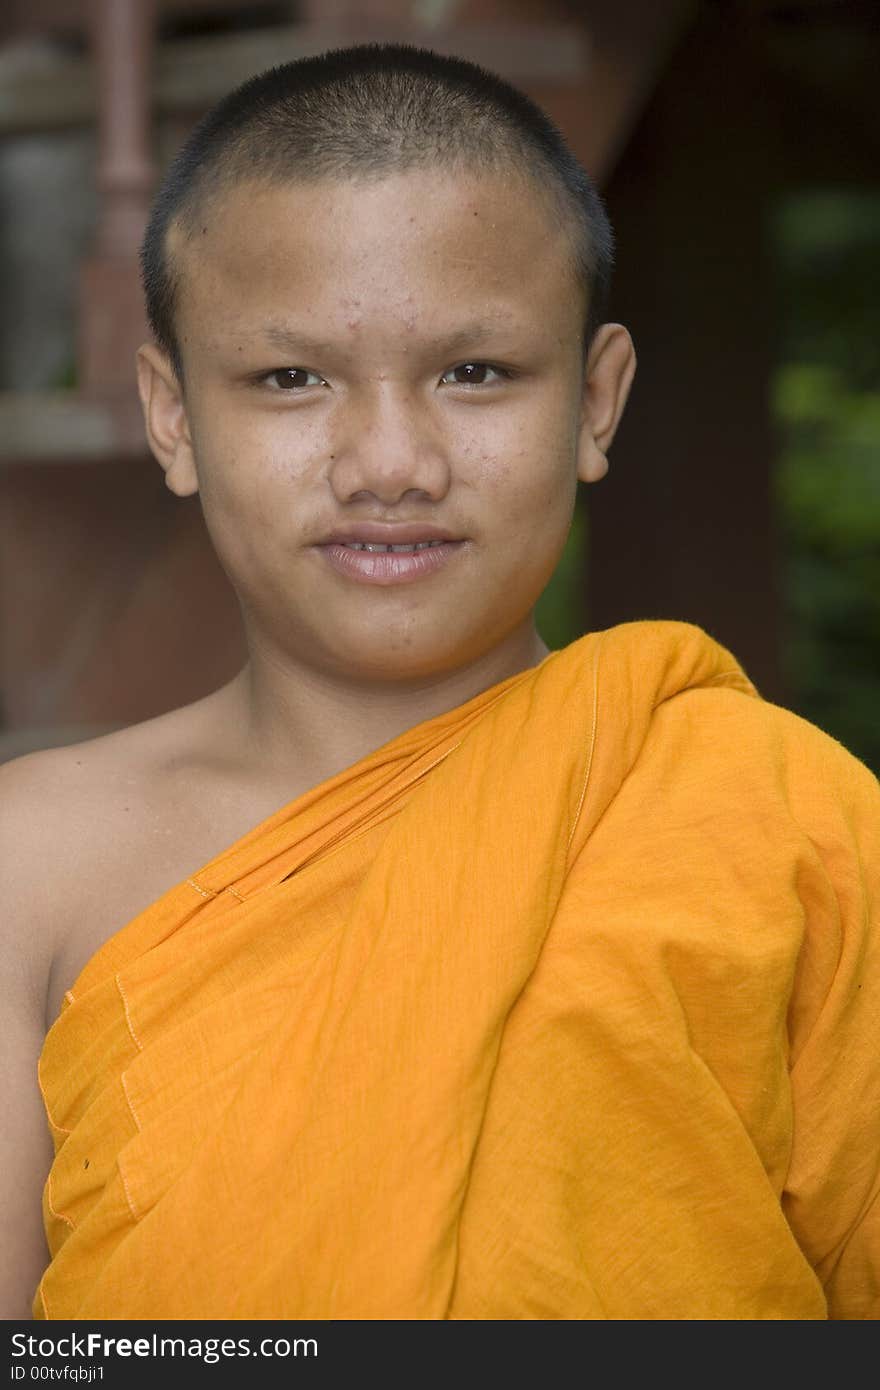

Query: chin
323;630;472;682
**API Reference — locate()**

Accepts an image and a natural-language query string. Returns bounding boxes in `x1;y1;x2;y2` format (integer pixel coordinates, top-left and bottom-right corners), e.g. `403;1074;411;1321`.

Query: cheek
192;401;322;527
459;412;578;536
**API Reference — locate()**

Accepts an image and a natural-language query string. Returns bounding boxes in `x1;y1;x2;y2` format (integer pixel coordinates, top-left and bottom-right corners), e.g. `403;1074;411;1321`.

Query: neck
218;621;551;791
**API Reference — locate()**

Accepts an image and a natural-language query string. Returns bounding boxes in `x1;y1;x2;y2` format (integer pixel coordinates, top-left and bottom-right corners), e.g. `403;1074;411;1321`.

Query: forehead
170;166;585;350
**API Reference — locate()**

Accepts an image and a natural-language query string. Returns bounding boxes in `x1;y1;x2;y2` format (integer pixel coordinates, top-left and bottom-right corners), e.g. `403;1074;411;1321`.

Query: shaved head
140;42;614;381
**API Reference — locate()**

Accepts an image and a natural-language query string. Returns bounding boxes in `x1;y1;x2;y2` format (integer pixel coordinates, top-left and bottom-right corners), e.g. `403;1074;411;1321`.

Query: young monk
2;43;878;1323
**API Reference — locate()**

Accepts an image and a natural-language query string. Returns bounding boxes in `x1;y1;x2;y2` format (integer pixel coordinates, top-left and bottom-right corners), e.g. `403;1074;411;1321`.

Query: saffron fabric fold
35;620;880;1320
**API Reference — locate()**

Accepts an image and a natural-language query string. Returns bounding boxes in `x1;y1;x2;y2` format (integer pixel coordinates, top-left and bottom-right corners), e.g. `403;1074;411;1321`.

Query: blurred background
0;0;878;772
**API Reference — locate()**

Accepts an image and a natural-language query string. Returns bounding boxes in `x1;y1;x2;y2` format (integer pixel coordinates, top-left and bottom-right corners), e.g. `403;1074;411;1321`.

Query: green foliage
775;366;880;549
52;357;78;390
772;192;880;775
534;489;588;650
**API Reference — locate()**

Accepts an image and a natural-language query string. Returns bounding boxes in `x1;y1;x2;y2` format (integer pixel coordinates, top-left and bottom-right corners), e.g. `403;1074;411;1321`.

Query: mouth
314;533;467;586
319;522;464;550
333;539;448;553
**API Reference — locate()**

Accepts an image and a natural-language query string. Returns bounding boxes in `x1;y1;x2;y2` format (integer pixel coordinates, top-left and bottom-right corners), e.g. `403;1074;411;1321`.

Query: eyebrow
258;318;521;358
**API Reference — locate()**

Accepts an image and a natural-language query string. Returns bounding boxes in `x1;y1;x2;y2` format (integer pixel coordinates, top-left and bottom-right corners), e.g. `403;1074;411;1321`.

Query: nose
327;381;452;506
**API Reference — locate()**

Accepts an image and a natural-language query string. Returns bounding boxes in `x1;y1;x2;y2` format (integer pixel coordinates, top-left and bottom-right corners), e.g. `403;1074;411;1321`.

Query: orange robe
34;620;880;1320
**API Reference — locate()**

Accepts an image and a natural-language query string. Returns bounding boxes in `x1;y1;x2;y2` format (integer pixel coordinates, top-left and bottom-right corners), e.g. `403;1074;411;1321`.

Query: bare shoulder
0;738;120;1032
0;741;98;998
1;693;232;1020
7;676;314;1040
1;706;194;923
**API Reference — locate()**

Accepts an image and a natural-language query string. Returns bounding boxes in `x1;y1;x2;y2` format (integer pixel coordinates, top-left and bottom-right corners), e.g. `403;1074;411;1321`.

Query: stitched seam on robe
566;629;603;858
116;974;144;1054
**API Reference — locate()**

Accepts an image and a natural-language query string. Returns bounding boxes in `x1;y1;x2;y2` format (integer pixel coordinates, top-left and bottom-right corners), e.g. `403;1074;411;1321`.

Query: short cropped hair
140;42;615;381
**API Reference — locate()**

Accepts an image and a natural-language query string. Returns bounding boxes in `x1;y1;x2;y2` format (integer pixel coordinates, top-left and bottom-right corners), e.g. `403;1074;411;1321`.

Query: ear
575;323;637;484
135;343;199;497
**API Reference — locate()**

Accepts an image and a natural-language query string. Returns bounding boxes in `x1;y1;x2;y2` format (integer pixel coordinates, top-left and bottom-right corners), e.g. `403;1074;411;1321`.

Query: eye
263;368;326;390
440;362;510;387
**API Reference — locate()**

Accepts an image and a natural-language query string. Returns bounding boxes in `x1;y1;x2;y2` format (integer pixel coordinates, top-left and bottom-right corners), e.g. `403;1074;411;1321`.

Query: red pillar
78;0;156;415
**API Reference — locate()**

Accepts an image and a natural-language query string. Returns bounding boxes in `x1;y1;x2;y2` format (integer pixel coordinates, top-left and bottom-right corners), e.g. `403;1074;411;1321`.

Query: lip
315;538;467;586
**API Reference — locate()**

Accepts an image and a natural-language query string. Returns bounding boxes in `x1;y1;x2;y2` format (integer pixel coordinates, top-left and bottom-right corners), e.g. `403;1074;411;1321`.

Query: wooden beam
557;0;697;182
77;0;157;394
0;391;148;463
2;0;260;39
0;19;589;136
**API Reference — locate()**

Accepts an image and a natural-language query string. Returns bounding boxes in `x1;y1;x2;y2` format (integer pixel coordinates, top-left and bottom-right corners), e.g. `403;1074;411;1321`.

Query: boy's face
139;166;634;684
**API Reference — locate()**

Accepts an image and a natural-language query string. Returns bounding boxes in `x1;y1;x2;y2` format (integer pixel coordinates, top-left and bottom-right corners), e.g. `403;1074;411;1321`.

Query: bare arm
1;1003;54;1319
0;754;64;1319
